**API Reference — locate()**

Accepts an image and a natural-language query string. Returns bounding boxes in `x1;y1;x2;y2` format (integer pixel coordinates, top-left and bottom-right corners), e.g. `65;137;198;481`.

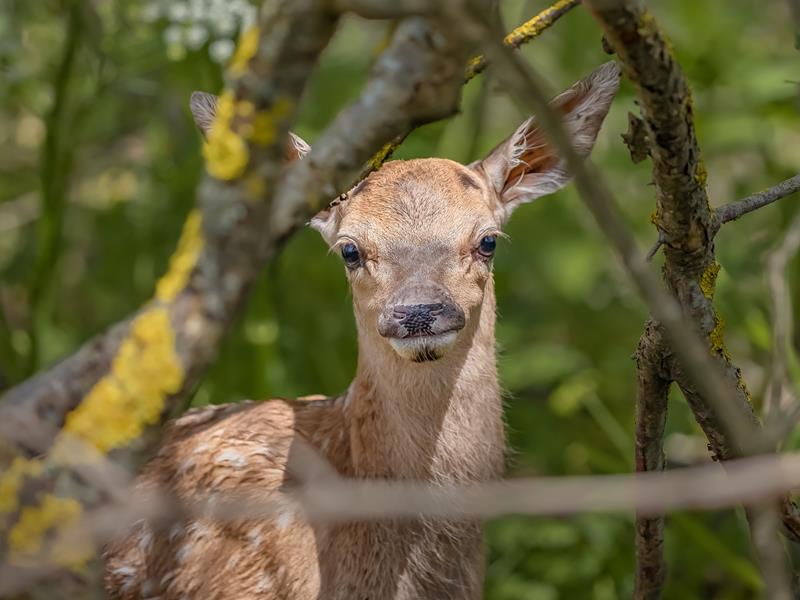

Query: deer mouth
387;331;458;362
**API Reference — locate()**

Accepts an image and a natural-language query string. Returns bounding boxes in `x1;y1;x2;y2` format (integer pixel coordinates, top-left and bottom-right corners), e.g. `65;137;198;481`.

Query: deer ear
470;62;620;223
189;91;310;161
309;199;343;247
190;91;219;138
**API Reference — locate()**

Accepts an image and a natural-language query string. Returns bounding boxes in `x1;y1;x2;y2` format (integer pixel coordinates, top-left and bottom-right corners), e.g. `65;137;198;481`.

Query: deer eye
477;235;496;258
341;243;361;268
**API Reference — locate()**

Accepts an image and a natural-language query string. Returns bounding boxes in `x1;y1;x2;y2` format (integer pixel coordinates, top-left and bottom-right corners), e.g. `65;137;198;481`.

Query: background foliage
1;0;798;597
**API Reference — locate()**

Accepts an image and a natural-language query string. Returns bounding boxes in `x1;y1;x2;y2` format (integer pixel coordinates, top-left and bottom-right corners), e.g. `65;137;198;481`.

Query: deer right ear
470;62;620;223
189;91;311;161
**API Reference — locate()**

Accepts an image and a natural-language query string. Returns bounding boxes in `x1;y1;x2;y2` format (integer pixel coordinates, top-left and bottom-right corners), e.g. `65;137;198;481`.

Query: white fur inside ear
470;61;620;222
309;207;341;247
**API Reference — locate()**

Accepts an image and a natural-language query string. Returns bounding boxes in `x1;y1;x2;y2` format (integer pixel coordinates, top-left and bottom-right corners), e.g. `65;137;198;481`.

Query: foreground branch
6;449;800;595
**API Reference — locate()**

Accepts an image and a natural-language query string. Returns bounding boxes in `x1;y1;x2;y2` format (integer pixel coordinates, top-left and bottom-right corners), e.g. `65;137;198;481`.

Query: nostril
427;303;445;316
393;304;443;321
393;306;410;318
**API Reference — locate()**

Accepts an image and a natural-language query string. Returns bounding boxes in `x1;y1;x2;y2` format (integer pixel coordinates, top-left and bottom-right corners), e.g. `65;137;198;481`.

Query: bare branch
715;174;800;227
634;322;669;599
7;449;800;595
463;0;581;82
354;0;581;182
448;0;798;592
584;0;800;590
765;212;800;438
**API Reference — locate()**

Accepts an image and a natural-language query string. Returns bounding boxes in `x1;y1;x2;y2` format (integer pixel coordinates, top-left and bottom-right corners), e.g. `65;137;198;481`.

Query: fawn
104;62;619;599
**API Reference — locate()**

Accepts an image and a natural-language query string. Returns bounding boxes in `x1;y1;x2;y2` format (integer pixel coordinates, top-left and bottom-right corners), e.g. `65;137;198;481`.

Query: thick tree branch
715;174;800;228
585;0;800;593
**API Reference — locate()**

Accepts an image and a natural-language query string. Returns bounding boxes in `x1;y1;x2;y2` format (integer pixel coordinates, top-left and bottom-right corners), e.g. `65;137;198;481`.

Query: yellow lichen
8;495;82;564
0;457;44;515
61;307;183;454
154;210;204;302
216;91;236;123
503;0;575;46
228;26;260;78
694;159;708;189
369;141;396;170
637;9;657;36
699;261;720;300
203;121;250;181
709;313;731;360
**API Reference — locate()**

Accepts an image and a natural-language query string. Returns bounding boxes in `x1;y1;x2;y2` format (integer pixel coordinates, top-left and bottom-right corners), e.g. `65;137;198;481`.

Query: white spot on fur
113;566;139;592
247;527;263;548
212;472;232;487
168;524;183;542
255;573;273;592
192;442;210;455
176;543;193;563
227;552;241;568
161;569;178;587
275;510;294;531
137;527;154;553
215;449;247;467
187;522;211;540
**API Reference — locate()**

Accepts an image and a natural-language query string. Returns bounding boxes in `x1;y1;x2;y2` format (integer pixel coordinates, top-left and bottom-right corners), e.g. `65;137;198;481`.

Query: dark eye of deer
478;235;496;258
341;243;361;268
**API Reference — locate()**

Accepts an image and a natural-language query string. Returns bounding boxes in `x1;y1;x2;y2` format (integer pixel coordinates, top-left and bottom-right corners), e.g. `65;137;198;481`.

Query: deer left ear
189;91;311;162
470;61;620;223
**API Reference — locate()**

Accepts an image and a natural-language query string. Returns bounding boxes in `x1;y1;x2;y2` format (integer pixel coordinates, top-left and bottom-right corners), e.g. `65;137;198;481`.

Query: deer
104;61;620;600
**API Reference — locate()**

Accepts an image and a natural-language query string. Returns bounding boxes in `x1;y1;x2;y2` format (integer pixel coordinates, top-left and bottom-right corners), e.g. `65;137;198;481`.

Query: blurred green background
1;0;799;597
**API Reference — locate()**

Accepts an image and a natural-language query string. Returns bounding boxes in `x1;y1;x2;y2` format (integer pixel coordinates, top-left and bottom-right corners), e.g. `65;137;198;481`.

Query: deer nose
378;301;465;339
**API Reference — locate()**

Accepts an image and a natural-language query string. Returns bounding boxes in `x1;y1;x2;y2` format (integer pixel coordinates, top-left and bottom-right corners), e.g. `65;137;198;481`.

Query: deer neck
346;279;504;481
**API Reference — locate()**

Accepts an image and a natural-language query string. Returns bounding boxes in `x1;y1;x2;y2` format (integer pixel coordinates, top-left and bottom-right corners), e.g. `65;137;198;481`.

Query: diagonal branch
715;173;800;228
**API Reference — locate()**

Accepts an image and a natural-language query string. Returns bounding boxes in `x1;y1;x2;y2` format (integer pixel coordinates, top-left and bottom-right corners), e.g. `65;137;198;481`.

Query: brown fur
104;63;619;599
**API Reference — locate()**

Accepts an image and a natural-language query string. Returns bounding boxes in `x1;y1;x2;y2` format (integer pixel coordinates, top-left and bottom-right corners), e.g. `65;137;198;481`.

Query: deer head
191;62;620;364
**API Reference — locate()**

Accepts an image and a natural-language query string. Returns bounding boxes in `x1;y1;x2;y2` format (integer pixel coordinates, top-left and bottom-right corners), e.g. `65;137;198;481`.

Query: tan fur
104;63;619;600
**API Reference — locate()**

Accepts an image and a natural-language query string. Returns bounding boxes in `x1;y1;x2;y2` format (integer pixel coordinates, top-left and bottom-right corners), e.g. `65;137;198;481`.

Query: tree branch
715;173;800;228
353;0;581;183
634;321;670;599
584;0;800;593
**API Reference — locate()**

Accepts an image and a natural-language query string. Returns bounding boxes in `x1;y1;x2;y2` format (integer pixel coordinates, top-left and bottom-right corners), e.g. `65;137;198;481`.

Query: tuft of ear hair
189;90;311;161
470;61;621;223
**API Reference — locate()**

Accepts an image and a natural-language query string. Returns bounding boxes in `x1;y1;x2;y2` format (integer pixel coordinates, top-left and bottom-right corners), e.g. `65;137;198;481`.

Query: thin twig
765;212;800;440
355;0;581;181
463;0;581;82
715;174;800;227
26;1;83;375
